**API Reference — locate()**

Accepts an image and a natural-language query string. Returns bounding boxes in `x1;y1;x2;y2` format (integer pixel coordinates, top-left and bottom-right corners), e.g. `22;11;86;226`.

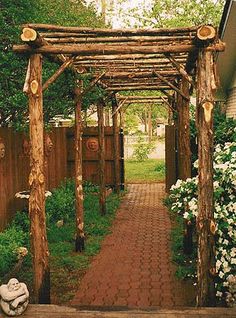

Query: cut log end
196;25;216;42
21;27;37;42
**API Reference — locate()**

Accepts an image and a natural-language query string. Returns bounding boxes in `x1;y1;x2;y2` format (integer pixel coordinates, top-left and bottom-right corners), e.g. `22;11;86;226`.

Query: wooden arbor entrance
13;24;224;306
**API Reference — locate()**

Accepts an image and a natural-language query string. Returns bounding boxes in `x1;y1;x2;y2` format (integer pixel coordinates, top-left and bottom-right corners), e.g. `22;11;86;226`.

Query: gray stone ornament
0;278;29;316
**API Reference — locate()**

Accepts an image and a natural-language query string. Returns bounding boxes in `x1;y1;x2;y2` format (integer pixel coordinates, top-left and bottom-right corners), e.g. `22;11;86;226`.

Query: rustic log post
196;49;216;306
176;77;191;180
97;101;106;215
28;54;50;304
176;78;192;254
74;83;85;252
112;97;120;194
148;105;152;143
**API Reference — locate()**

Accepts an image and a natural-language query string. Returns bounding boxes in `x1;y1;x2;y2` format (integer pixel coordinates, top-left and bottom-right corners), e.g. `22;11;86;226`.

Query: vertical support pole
176;78;193;255
112;96;120;194
176;77;191;180
75;82;85;252
196;49;216;306
148;105;152;142
28;54;50;304
97;100;106;215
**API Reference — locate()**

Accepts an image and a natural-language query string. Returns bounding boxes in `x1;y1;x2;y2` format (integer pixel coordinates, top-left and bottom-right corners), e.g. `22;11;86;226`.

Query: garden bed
0;180;122;304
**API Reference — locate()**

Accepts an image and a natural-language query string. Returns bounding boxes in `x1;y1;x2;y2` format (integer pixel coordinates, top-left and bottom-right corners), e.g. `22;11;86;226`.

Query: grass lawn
125;158;165;183
2;180;122;305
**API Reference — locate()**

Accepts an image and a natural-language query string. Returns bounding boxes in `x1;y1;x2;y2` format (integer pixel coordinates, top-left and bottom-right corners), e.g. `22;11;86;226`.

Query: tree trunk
97;101;106;215
196;50;216;307
28;54;50;304
112;97;120;194
74;84;85;252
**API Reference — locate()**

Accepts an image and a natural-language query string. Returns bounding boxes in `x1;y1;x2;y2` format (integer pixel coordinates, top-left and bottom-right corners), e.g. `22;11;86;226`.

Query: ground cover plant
166;139;236;302
0;180;121;304
125;158;165;183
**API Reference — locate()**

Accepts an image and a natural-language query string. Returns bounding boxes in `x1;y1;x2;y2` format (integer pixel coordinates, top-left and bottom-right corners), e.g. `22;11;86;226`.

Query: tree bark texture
97;102;106;215
196;49;216;307
74;85;85;252
176;77;191;181
28;53;50;304
112;98;120;194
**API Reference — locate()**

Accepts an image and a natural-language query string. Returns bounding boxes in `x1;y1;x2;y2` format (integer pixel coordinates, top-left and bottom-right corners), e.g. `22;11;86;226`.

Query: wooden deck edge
1;305;236;318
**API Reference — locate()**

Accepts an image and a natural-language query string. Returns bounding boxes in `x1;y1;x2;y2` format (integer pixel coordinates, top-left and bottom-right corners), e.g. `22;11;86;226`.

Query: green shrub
0;225;28;279
133;136;155;161
46;179;75;223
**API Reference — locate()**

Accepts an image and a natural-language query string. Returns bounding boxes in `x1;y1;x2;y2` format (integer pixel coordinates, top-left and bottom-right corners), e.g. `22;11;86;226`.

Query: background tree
0;0;105;128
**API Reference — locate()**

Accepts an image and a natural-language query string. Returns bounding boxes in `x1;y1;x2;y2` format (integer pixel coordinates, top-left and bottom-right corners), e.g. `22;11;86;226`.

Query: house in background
217;0;236;119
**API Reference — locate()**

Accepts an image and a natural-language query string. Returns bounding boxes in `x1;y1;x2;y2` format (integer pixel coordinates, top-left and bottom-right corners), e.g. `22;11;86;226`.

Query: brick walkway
71;183;195;309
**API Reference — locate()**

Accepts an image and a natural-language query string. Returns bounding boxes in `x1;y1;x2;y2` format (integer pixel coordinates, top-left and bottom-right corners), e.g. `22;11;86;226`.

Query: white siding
226;88;236;119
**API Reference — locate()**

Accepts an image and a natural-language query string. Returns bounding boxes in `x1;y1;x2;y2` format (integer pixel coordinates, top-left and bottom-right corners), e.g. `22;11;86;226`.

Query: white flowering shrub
167;141;236;299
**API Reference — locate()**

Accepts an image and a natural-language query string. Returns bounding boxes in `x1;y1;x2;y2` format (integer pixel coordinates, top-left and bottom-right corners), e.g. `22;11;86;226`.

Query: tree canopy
0;0;105;128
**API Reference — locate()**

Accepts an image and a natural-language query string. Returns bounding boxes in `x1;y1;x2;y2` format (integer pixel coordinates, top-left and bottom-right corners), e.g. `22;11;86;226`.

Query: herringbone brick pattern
71;183;195;309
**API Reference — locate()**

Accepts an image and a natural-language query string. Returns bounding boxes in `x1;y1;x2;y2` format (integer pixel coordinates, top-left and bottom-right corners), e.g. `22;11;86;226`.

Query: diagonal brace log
164;53;195;86
42;57;75;91
153;70;190;101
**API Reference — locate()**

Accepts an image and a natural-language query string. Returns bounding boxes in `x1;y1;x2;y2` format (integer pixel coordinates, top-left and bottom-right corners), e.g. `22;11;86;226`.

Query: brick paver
71;183;195;309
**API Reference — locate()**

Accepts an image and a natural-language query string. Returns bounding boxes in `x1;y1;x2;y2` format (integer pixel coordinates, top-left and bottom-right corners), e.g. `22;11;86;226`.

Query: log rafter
15;25;224;94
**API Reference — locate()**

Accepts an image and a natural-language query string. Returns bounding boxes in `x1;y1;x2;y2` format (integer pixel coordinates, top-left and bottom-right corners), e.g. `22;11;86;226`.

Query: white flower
216;291;223;297
219;271;224;279
183;212;189;219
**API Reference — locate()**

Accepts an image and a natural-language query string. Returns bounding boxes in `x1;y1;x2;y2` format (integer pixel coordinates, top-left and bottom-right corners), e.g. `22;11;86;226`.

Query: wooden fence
0;127;124;230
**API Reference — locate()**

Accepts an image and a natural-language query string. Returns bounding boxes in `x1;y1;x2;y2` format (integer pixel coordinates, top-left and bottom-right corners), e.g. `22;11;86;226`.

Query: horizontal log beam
106;85;171;91
121;99;165;104
74;53;187;62
117;95;164;100
91;70;180;79
22;23;198;35
44;35;194;44
12;42;225;55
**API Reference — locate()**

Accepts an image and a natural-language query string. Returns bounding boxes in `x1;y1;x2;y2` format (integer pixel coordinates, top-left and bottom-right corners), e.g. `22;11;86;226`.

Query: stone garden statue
0;278;29;316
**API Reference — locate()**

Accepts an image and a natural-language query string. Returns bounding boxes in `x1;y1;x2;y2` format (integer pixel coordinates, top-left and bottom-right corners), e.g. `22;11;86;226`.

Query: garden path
71;183;195;309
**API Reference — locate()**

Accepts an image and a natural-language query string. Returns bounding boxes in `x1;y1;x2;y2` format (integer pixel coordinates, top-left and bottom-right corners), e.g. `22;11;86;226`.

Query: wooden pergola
13;24;224;307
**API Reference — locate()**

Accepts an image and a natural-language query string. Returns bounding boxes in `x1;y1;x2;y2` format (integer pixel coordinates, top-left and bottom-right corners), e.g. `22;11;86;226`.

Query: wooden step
1;305;236;318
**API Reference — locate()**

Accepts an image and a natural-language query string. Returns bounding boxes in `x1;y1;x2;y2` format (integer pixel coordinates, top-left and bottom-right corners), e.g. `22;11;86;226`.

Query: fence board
0;126;124;230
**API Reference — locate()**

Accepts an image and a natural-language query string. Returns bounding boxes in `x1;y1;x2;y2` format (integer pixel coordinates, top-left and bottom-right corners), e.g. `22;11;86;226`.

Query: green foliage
0;0;105;128
0;178;121;303
190;104;236;167
132;136;155;161
149;0;224;28
0;225;28;279
46;179;75;223
170;215;197;281
166;141;236;299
